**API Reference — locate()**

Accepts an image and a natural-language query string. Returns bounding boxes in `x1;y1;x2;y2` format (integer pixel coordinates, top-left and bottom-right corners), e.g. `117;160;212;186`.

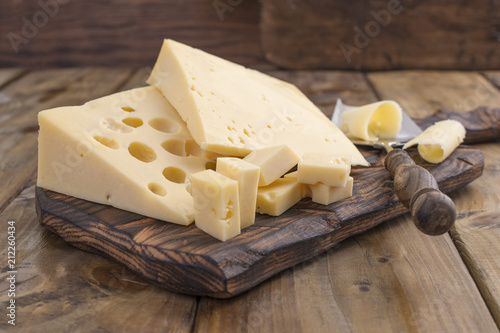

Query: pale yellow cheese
256;178;302;216
297;153;351;187
37;86;214;225
309;177;354;205
340;100;402;141
402;120;466;163
147;39;369;166
283;171;312;198
244;145;300;186
216;157;260;229
190;170;240;241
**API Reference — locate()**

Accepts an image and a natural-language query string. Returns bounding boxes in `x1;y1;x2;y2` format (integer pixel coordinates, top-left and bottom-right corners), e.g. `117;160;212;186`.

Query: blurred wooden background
1;0;499;70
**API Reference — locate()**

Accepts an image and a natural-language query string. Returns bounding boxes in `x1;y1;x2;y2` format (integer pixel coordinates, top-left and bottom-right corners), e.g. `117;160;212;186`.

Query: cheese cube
216;157;260;229
309;177;354;205
256;178;302;216
244;145;300;186
190;170;240;241
283;171;312;198
297;153;351;187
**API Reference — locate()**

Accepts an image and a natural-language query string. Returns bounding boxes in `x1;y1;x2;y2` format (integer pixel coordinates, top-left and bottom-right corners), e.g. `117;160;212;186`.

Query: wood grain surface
0;0;263;68
1;68;499;332
35;144;483;298
368;70;500;327
260;0;500;70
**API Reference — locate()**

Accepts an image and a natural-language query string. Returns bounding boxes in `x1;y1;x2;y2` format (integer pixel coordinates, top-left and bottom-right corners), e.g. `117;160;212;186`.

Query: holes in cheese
163;167;187;184
161;139;185;156
190;170;241;241
244;145;300;186
149;118;180;133
121;106;135;112
128;142;157;163
216;157;260;229
101;118;133;133
402;120;466;164
147;39;369;166
340;100;402;141
122;117;143;128
37;86;213;225
148;182;167;196
93;136;119;150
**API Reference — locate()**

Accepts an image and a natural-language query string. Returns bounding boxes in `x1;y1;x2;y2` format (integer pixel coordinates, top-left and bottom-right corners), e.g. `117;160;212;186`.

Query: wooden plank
0;68;133;215
368;70;500;327
193;71;497;331
484;71;500;90
0;68;24;88
0;186;197;332
0;0;263;68
260;0;500;70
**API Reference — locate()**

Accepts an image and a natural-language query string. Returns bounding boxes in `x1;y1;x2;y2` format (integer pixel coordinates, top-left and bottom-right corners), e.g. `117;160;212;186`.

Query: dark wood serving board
35;145;484;298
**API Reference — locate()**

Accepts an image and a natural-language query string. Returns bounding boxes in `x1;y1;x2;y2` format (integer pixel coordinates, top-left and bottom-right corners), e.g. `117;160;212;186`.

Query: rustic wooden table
0;68;499;332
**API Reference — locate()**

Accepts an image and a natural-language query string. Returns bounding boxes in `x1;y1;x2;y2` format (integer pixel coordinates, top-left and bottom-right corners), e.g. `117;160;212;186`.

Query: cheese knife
332;99;500;236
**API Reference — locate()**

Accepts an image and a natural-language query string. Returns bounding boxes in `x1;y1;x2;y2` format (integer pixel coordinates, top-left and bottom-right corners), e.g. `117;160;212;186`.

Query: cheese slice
37;86;214;225
216;157;260;229
190;170;240;241
147;39;369;166
403;120;466;163
340;100;402;141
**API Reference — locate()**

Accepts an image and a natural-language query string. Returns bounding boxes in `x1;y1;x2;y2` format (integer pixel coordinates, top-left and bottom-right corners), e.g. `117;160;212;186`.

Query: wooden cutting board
35;145;484;298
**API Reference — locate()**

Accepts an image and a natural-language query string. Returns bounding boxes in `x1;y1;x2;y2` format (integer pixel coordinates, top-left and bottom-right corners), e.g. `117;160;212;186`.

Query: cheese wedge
403;120;466;163
147;39;369;166
340;100;402;141
216;157;260;229
37;86;214;225
190;170;240;241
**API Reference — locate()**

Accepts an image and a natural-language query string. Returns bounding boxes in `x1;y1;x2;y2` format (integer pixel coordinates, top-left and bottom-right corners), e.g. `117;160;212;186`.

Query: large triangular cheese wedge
147;39;369;166
37;86;214;225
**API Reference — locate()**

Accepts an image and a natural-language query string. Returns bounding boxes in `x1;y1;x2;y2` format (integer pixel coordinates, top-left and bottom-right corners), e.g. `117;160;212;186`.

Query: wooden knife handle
385;149;456;235
413;106;500;144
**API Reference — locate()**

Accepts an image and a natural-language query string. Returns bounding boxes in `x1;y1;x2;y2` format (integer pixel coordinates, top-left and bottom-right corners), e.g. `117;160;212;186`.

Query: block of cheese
190;170;240;241
244;145;300;186
216;157;260;229
37;86;214;225
297;153;351;187
403;120;466;163
283;171;312;198
309;177;354;205
256;178;302;216
147;39;369;166
340;100;402;141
